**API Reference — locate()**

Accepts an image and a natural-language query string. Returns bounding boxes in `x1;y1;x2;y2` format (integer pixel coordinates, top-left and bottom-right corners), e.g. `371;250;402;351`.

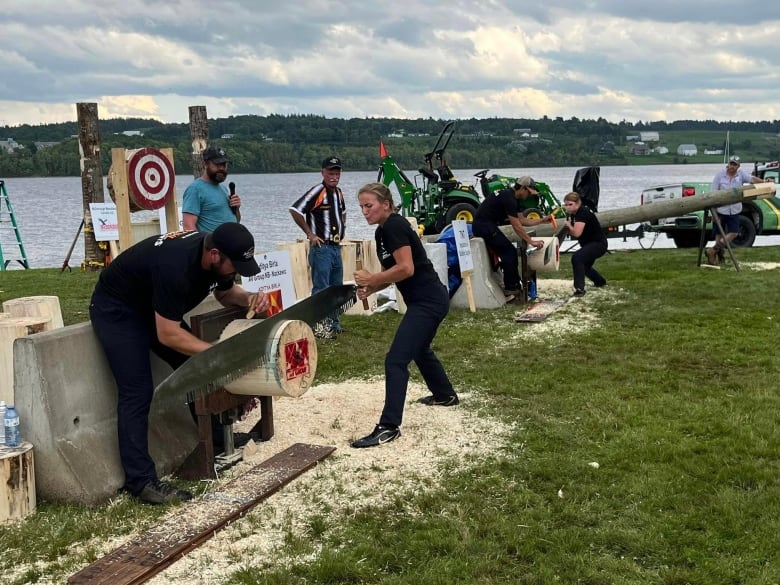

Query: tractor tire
444;202;478;226
522;207;542;221
733;214;756;247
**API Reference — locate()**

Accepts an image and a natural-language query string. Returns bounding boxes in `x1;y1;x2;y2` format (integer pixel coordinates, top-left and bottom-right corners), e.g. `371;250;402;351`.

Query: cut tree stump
1;442;36;524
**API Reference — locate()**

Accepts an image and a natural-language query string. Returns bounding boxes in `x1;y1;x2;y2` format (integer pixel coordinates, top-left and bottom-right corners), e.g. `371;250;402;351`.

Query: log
1;442;36;524
218;319;317;397
2;296;64;330
502;183;777;241
0;317;49;404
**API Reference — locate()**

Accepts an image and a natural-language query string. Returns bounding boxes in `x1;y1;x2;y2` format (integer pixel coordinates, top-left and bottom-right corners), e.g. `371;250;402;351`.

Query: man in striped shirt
289;156;347;337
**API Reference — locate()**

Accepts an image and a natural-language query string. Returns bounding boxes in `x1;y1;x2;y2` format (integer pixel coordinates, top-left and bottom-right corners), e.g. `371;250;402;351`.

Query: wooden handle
355;246;370;310
246;308;256;319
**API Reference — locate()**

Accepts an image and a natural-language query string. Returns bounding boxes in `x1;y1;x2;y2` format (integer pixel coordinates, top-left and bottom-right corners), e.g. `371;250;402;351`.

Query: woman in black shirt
352;182;459;448
563;191;608;297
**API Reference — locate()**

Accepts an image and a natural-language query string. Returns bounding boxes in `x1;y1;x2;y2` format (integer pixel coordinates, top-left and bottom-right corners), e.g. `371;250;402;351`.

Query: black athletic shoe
351;424;400;448
417;394;460;406
573;289;586;297
136;480;193;505
592;280;607;288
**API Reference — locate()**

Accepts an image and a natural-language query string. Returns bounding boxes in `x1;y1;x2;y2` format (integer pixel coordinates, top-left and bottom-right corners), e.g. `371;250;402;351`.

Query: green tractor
474;171;565;221
377;121;483;235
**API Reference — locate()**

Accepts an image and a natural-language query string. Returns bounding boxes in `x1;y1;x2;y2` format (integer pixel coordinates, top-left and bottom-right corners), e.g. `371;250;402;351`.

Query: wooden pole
76;102;107;271
189;106;209;179
501;183;777;241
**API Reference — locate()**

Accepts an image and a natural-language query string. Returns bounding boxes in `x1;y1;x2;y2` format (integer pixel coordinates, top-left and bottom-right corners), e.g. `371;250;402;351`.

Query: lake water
1;163;775;269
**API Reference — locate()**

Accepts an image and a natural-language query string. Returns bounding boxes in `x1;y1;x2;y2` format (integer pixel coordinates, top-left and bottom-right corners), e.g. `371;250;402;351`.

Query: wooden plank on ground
67;443;336;585
514;300;570;323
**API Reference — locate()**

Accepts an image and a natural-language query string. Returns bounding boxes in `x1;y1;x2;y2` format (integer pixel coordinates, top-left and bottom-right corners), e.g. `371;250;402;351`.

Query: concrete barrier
450;237;508;310
13;322;201;505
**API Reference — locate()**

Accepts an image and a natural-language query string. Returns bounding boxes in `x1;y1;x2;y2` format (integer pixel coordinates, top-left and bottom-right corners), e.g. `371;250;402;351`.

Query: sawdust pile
145;380;516;584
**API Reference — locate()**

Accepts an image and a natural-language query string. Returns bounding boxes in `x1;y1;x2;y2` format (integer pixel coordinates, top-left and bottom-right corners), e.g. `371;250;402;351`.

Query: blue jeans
309;244;344;329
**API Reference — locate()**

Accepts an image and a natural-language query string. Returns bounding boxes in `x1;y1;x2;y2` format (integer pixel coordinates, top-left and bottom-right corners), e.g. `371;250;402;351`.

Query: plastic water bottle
5;405;20;448
0;401;6;448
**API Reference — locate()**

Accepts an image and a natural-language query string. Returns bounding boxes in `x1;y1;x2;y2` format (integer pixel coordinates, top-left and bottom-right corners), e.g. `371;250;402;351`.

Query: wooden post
76;102;107;271
189;105;209;179
0;443;36;524
160;148;180;233
111;148;133;253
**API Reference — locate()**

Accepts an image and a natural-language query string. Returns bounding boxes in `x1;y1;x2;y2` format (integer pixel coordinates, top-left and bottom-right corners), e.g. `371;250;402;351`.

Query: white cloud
1;1;779;127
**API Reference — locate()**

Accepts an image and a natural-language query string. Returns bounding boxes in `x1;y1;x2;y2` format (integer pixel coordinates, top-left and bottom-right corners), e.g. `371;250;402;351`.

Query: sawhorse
697;208;739;271
176;306;275;480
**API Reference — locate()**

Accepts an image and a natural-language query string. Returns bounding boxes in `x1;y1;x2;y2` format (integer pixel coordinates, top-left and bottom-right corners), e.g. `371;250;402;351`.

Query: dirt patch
129;380;514;584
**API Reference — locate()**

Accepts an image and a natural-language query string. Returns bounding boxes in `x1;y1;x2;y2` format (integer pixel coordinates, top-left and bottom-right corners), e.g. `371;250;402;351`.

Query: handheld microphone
228;182;239;216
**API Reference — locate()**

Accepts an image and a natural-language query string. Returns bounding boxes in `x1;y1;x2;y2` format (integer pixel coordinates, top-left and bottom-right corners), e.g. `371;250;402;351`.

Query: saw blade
154;284;357;401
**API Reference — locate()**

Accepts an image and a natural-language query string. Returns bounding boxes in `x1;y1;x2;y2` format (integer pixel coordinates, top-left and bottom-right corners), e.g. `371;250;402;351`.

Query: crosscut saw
154;284;356;401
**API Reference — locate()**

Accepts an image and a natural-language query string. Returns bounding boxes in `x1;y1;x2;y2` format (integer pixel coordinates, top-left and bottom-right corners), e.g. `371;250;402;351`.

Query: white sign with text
88;202;119;241
241;250;296;315
451;219;473;275
158;205;183;233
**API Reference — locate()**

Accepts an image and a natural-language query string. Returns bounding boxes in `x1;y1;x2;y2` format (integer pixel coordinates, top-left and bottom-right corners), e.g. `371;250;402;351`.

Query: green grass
2;248;780;584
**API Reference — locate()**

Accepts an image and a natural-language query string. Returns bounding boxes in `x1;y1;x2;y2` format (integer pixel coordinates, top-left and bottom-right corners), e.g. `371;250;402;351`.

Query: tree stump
1;442;36;524
2;295;64;330
1;317;49;404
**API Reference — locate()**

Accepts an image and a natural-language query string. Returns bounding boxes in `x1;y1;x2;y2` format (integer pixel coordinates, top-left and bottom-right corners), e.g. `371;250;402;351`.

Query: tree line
1;115;780;178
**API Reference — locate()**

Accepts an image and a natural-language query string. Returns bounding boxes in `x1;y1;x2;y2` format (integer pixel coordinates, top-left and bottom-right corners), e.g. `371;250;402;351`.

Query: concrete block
450;237;508;310
13;322;198;505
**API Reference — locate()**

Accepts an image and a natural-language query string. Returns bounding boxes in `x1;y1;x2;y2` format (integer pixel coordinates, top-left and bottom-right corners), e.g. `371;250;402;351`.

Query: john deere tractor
377;121;482;235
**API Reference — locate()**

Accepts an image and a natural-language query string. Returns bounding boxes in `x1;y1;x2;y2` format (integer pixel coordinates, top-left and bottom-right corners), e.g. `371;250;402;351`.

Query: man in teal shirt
183;146;241;232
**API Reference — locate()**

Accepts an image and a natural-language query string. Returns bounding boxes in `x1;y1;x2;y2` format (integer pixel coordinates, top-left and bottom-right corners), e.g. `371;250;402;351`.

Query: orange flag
379;141;388;158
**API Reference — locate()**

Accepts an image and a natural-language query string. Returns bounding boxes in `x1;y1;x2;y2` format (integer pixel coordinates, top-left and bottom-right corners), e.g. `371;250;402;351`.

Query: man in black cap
89;223;269;504
472;176;552;296
183;145;242;232
289;156;347;338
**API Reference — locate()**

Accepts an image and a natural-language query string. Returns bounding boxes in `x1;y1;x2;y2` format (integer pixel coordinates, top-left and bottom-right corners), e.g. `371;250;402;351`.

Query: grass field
1;246;780;584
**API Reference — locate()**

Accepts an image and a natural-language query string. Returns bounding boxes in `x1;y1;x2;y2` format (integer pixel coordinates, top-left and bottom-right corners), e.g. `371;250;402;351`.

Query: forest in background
2;115;780;178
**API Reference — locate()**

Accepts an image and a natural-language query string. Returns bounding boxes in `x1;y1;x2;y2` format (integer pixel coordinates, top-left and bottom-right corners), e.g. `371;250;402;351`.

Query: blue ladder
0;180;30;270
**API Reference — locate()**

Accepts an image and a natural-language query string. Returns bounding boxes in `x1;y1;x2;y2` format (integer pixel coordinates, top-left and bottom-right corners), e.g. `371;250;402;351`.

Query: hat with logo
202;146;229;164
728;155;741;164
321;156;342;169
514;176;539;194
212;223;260;277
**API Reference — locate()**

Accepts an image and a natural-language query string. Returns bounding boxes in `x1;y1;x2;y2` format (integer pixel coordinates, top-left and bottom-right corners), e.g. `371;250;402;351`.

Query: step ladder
0;180;30;270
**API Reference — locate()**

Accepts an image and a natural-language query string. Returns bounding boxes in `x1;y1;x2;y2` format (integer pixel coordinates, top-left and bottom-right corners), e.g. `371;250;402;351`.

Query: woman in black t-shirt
351;182;459;448
563;191;608;297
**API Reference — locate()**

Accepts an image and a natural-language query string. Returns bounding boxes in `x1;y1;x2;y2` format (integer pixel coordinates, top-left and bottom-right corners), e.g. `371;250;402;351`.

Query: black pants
473;220;519;290
89;290;189;495
572;242;607;290
379;283;455;428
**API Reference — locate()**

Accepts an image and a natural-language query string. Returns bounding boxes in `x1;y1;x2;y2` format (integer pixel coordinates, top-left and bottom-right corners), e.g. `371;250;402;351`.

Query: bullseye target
127;148;175;210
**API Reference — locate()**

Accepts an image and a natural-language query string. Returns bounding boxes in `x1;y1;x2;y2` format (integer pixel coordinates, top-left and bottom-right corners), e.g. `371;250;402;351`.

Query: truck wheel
671;231;702;248
733;215;756;247
444;202;477;226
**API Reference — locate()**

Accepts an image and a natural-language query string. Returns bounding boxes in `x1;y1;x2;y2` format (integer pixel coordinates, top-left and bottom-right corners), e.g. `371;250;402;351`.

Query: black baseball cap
202;146;229;164
212;223;260;277
321;156;342;169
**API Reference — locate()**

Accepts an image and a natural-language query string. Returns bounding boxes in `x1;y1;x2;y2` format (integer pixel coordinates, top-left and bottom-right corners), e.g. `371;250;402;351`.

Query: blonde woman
352;182;458;448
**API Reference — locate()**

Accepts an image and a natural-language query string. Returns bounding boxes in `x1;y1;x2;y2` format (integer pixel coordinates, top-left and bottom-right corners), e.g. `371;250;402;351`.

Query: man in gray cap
183;146;242;232
472;176;553;296
706;156;767;264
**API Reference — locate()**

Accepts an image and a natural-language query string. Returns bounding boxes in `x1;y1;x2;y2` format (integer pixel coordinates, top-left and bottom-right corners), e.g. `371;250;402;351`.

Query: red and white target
127;148;175;210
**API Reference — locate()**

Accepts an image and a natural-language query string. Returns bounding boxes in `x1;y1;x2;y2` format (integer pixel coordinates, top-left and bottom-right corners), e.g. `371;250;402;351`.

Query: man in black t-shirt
472;176;552;295
89;223;268;505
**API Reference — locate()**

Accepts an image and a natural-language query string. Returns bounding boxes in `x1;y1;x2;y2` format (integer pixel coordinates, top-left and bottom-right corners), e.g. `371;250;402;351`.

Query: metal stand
176;306;275;480
697;208;739;271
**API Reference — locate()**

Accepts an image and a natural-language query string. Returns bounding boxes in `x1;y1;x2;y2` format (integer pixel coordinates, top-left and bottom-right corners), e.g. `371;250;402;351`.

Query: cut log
1;317;50;404
218;319;317;397
1;442;36;524
2;296;64;330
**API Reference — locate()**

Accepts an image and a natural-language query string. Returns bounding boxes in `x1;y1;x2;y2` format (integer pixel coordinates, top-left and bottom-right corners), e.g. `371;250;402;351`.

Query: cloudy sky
2;1;780;127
